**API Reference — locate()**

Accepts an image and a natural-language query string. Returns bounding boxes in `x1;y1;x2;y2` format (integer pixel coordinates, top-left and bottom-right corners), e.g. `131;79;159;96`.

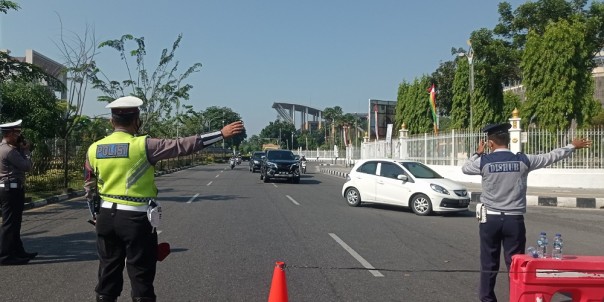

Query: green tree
0;80;63;155
450;57;471;129
395;76;434;134
201;106;246;148
91;34;202;135
322;106;343;146
259;120;296;149
591;110;604;126
431;60;456;116
521;19;600;130
495;0;604;51
0;0;18;13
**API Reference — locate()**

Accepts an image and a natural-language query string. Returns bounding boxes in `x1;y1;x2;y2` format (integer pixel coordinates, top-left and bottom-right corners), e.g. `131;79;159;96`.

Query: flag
373;104;379;139
427;84;438;133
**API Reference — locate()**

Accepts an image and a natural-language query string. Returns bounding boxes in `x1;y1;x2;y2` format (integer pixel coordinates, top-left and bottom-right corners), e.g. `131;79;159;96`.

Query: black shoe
18;252;38;260
0;257;30;265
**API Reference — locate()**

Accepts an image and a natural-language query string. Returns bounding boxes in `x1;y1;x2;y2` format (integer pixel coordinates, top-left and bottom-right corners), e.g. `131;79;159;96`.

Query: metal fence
361;126;604;169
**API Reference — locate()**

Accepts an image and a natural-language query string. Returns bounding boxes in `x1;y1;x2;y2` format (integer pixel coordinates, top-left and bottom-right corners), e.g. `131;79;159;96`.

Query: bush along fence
26;138;234;199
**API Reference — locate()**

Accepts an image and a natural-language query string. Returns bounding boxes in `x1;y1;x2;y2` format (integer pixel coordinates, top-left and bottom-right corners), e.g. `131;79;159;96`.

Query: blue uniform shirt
462;145;576;213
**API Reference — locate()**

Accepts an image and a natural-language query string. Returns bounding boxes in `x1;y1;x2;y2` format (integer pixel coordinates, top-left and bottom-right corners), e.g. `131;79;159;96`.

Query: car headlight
267;162;278;168
253;160;259;164
430;184;450;195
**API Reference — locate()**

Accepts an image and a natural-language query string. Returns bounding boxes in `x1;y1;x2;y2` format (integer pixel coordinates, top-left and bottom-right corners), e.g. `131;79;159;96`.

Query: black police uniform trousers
0;187;27;263
95;204;158;299
479;213;526;302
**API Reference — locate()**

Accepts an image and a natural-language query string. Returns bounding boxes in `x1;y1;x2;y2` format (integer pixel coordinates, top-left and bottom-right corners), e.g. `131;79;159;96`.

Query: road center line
215;174;220;178
329;233;384;277
272;183;278;188
285;195;300;205
207;181;213;186
187;193;200;204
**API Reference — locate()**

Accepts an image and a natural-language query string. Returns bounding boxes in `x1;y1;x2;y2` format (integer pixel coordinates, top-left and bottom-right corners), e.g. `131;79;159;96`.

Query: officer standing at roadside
462;123;591;302
84;96;244;302
0;119;37;265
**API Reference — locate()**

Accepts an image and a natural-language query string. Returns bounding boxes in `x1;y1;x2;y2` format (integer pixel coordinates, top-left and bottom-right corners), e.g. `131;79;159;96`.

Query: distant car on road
260;149;300;183
249;151;265;173
342;159;469;216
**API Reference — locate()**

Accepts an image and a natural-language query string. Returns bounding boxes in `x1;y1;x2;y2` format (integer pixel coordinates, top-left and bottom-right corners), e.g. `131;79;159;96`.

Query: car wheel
345;187;361;207
411;194;432;216
263;174;270;183
260;171;264;180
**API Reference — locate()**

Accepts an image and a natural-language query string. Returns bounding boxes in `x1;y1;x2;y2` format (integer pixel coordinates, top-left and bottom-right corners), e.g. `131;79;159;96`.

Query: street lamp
458;39;474;131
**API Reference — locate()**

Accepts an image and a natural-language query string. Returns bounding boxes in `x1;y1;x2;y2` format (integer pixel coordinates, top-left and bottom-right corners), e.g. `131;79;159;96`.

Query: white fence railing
296;126;604;170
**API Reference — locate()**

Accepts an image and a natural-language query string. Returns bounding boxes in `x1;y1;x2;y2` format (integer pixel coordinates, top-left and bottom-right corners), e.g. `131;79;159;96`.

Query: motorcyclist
299;155;307;173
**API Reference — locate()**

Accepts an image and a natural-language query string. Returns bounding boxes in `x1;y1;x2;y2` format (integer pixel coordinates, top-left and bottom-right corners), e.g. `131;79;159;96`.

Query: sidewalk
23;166;191;212
318;163;604;210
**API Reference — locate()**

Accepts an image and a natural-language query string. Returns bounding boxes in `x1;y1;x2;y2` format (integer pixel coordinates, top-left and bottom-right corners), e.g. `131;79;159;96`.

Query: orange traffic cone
268;261;288;302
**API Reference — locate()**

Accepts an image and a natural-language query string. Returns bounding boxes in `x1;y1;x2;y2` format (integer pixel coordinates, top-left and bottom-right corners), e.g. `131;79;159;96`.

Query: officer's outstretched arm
526;138;591;171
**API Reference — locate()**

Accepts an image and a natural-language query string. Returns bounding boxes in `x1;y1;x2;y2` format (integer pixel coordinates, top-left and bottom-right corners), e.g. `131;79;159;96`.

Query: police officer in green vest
84;96;244;302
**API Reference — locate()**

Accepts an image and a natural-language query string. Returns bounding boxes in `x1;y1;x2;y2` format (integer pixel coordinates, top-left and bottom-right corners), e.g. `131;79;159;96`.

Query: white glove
147;200;162;232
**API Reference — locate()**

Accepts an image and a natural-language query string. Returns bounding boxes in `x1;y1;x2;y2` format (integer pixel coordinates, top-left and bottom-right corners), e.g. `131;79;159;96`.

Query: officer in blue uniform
462;123;591;302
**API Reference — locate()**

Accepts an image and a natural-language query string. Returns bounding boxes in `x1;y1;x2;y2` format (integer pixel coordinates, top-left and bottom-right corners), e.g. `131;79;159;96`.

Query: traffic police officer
84;96;244;302
0;119;37;265
462;123;591;302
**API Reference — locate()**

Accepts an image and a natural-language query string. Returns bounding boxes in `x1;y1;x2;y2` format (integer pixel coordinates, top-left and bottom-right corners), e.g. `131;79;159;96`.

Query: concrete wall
429;165;604;189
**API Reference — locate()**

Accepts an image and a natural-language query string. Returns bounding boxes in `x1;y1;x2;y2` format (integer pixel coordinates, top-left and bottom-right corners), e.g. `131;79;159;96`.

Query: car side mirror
397;175;408;182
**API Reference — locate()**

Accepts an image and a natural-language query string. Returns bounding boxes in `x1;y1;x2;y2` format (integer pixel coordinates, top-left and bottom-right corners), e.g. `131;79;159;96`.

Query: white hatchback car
341;159;469;216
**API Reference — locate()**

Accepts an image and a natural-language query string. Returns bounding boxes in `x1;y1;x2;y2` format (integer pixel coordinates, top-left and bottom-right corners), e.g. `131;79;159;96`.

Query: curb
23;165;195;211
320;168;604;210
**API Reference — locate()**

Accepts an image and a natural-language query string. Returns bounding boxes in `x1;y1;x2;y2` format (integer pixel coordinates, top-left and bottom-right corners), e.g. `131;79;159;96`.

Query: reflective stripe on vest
88;132;157;206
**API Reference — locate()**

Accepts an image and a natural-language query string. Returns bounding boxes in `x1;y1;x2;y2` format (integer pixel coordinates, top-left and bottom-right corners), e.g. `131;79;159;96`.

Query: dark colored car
249;151;265;173
260;149;300;183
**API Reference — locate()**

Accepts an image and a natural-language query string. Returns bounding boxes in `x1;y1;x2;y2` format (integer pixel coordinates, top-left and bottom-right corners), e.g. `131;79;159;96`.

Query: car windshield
401;162;443;179
252;152;265;159
267;150;295;160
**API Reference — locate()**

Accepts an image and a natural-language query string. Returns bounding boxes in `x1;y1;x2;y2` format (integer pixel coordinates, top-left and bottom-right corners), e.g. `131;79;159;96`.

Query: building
1;49;67;99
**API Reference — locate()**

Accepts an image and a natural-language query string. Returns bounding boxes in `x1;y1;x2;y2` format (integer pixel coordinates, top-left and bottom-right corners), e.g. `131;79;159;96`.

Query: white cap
0;119;22;131
106;96;143;114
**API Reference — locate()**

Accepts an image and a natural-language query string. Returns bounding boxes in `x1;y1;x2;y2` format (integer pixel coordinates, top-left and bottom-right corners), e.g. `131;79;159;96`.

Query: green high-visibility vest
87;131;157;206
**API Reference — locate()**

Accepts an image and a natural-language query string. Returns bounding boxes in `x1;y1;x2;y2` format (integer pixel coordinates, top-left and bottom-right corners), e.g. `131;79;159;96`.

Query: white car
341;159;469;216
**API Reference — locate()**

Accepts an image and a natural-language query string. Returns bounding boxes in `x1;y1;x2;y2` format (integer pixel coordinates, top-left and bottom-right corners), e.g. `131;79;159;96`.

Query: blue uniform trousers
479;214;526;302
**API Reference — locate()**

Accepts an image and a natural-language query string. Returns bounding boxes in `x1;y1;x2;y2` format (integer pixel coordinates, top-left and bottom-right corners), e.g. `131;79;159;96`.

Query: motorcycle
229;158;235;170
300;161;307;174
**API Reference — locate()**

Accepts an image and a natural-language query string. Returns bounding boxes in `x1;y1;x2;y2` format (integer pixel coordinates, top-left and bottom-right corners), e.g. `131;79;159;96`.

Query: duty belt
100;194;154;204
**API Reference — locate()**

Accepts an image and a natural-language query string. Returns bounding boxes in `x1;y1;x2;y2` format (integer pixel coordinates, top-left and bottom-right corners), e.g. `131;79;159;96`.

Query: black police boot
96;295;117;302
132;297;156;302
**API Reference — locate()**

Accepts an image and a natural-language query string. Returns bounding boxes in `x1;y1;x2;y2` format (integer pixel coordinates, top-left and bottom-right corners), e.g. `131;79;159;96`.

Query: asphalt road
2;162;603;301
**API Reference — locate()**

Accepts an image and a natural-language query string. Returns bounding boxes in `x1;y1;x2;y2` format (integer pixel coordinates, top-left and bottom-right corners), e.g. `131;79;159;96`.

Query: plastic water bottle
537;232;548;258
526;246;539;258
552;233;563;260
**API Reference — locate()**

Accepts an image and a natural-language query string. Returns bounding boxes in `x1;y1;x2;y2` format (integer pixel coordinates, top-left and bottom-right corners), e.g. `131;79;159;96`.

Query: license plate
460;200;469;206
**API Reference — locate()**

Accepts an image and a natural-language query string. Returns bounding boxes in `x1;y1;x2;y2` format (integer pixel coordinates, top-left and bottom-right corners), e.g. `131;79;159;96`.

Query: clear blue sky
1;0;526;136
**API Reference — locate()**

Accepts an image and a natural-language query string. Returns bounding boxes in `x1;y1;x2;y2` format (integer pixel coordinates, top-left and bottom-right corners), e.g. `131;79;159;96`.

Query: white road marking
329;233;384;277
272;183;278;188
157;230;163;234
215;174;220;178
186;193;200;204
286;195;300;206
207;181;213;186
